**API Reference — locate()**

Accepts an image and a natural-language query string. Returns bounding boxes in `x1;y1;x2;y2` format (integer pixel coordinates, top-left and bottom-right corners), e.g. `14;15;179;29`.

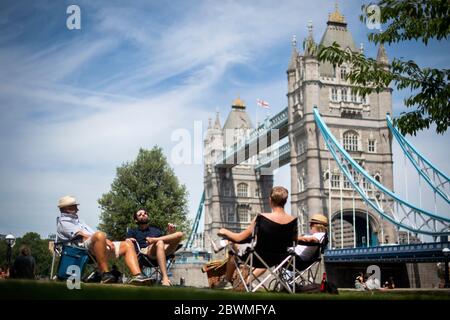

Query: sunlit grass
1;280;449;300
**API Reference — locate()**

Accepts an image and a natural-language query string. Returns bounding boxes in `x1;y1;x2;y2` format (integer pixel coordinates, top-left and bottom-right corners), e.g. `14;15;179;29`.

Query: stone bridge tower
287;6;396;248
203;98;273;256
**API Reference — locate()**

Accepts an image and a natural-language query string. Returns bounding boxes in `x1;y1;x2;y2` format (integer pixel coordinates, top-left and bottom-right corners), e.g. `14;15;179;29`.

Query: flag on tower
256;99;270;109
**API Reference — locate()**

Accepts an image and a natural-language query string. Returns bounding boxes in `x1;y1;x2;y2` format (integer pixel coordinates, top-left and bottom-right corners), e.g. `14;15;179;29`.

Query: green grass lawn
1;280;449;300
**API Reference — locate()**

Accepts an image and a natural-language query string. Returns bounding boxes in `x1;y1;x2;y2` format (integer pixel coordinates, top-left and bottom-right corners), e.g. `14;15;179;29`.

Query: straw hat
58;196;79;208
309;214;328;226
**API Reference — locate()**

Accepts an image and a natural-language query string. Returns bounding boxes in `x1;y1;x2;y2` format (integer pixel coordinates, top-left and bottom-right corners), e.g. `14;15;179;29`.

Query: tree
98;147;189;241
317;0;450;135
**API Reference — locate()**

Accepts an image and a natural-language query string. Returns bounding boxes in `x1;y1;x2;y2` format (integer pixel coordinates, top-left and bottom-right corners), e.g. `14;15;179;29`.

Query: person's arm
58;219;85;241
217;217;256;243
146;232;182;245
297;235;320;243
146;226;182;245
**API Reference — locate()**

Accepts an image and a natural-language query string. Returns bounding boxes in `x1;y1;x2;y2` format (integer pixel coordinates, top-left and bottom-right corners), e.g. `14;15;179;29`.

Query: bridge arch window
331;88;338;101
341;88;348;102
331;174;340;188
237;205;249;223
351;90;357;102
343;130;359;151
227;207;235;222
297;177;305;193
361;95;367;104
368;139;376;153
297;140;305;155
340;66;347;80
223;185;231;197
374;173;382;183
237;183;248;197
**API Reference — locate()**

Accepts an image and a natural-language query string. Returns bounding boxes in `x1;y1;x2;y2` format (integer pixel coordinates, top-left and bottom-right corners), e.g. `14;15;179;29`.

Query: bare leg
90;232;109;272
225;254;236;283
149;240;171;285
118;240;141;276
164;232;183;256
247;268;266;285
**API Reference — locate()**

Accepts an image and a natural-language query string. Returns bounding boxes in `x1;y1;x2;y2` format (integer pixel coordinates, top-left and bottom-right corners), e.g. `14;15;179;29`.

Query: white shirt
57;213;95;242
365;277;381;290
294;232;325;261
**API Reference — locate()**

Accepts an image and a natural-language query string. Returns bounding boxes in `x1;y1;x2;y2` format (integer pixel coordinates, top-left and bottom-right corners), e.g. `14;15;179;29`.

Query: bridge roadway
324;241;450;263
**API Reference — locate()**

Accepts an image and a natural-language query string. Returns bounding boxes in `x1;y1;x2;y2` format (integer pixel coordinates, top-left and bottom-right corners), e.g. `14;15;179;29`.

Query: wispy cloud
0;0;448;238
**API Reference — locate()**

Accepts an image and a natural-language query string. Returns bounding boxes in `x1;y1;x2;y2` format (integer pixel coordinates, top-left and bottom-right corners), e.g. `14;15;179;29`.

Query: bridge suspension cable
386;114;450;204
313;107;450;237
184;190;205;250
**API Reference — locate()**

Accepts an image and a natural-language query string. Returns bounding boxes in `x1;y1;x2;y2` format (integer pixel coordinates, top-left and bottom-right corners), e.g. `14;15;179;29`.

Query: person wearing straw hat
294;213;328;261
56;195;150;284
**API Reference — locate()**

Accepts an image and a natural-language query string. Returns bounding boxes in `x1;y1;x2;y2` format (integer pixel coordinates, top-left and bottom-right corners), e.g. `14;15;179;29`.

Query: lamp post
443;247;450;288
5;234;16;273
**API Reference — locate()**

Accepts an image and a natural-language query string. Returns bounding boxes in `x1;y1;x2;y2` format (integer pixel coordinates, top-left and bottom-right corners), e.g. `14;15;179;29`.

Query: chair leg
50;250;56;280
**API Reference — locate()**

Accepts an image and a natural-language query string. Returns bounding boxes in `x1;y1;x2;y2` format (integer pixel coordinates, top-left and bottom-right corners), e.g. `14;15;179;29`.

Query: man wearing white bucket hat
56;195;150;284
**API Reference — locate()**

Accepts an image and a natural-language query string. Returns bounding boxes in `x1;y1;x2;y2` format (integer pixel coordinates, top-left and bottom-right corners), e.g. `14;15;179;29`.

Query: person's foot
129;273;151;285
161;278;172;286
211;239;227;253
215;279;233;290
101;271;117;284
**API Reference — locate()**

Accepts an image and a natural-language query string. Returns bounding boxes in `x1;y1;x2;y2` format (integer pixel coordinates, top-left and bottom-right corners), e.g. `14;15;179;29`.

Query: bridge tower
204;98;273;256
287;6;397;248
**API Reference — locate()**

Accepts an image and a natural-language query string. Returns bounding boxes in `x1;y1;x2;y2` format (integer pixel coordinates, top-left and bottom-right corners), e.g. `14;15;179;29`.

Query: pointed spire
214;110;221;129
207;117;212;129
232;95;246;109
360;42;364;54
328;1;346;24
307;20;313;38
288;35;298;71
304;20;316;56
377;42;389;66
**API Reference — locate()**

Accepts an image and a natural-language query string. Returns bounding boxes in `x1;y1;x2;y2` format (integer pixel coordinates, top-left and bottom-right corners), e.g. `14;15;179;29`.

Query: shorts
139;246;157;259
81;238;121;259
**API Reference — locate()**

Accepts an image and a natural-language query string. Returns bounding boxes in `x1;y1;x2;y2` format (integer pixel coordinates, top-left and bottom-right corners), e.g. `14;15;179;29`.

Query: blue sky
0;0;449;238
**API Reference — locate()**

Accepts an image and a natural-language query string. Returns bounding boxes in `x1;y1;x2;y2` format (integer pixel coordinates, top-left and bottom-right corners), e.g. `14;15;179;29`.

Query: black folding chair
229;214;298;293
133;241;182;283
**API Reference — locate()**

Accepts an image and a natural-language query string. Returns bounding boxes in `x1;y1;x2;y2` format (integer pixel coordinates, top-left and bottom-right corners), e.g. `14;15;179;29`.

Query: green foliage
361;0;450;45
98;147;189;241
318;0;450;135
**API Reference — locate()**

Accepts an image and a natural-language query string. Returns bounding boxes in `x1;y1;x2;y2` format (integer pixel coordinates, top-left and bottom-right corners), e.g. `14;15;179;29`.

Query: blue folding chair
50;217;97;281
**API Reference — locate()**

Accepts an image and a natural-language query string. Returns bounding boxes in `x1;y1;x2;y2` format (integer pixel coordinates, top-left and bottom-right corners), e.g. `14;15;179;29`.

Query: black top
127;225;163;249
11;255;35;279
252;215;298;267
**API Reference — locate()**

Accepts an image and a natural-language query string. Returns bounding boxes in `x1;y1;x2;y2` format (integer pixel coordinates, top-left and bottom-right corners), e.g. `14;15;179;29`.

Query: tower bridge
180;5;450;288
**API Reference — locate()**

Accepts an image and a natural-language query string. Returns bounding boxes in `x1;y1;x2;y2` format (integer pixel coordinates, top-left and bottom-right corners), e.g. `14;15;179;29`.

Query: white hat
58;196;79;208
309;214;329;226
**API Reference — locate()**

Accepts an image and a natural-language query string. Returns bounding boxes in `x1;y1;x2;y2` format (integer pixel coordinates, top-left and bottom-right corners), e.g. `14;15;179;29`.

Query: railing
325;242;450;263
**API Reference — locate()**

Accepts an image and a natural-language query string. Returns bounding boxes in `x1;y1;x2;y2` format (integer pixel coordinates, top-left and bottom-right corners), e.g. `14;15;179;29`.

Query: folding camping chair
229;214;298;293
270;233;329;291
133;241;182;284
50;217;97;282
